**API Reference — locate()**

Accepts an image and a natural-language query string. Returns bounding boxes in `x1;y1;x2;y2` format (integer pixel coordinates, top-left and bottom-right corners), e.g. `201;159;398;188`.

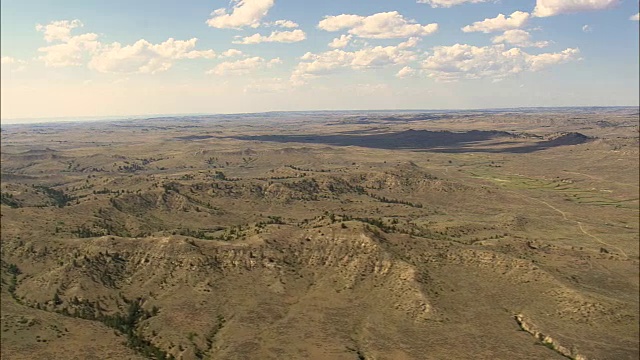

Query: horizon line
1;105;638;126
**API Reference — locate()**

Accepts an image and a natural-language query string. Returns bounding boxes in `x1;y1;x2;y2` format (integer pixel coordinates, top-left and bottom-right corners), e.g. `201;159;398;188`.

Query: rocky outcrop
514;314;587;360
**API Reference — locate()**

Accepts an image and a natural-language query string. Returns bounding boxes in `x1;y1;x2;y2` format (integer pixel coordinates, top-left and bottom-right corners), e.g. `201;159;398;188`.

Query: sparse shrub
7;263;21;275
35;186;73;207
187;332;197;342
0;192;20;208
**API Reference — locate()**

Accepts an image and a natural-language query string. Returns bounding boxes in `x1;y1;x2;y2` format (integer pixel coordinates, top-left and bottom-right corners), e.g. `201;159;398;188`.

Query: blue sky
1;0;638;121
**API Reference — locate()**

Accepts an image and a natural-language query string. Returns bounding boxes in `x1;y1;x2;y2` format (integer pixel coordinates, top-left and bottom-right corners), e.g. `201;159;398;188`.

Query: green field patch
566;195;639;208
467;169;638;209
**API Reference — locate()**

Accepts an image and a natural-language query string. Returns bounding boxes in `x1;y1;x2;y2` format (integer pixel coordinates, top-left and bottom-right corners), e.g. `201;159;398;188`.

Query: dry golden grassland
1;108;638;359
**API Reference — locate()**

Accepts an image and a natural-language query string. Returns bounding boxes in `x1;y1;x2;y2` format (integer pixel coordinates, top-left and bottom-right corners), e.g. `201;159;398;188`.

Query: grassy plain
1;108;638;359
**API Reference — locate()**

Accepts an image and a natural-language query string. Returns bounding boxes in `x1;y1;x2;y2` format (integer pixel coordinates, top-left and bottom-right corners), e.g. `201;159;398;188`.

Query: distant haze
2;107;638;126
1;0;638;120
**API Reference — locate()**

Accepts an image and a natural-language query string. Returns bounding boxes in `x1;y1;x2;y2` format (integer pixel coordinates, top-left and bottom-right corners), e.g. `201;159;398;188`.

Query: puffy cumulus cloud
206;0;274;29
318;11;438;39
38;33;101;67
1;56;27;72
527;48;581;70
36;19;83;42
422;44;580;81
145;38;216;60
417;0;492;7
631;13;640;21
292;38;420;84
317;14;362;31
396;66;417;78
462;11;530;33
88;38;215;74
397;37;421;49
264;20;299;28
34;20;100;67
328;34;352;49
1;56;22;65
34;20;217;73
492;30;549;48
221;49;244;57
207;56;282;76
533;0;619;17
233;29;306;44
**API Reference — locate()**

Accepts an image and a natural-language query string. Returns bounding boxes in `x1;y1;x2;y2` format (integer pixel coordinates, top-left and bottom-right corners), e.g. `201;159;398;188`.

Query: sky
1;0;639;122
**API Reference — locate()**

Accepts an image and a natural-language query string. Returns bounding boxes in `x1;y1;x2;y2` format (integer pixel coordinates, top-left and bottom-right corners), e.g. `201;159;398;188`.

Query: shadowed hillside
228;129;592;153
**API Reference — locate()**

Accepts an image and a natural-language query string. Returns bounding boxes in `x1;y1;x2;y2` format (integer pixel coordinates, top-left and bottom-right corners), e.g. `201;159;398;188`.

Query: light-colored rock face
6;224;435;320
515;314;589;360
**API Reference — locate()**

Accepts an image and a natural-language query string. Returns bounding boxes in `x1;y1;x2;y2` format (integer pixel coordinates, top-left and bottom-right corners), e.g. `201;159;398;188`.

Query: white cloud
398;37;421;49
207;56;282;76
328;34;352;49
582;25;592;32
527;48;581;70
631;13;640;21
38;33;100;67
1;56;27;72
462;11;530;33
533;0;619;17
35;20;100;67
221;49;244;57
417;0;492;8
233;29;306;44
148;38;216;60
35;19;83;42
396;66;417;78
292;40;419;84
422;44;580;81
265;20;299;28
318;11;438;39
35;20;217;73
206;0;274;29
88;38;215;74
492;30;549;48
1;56;23;65
317;14;362;31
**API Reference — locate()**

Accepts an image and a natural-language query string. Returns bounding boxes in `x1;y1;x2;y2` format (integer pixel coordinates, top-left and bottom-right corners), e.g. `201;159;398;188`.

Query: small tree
53;292;62;305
